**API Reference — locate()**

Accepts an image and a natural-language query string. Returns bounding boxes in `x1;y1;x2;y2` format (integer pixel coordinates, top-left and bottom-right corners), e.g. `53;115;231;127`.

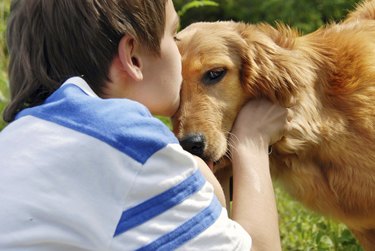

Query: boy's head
4;0;169;122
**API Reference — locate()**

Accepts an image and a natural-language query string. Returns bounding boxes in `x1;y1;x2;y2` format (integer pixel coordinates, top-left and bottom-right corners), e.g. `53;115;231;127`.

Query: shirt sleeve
109;143;252;251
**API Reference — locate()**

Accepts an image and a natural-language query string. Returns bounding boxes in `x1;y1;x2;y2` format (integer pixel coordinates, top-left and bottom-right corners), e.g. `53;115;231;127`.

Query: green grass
275;184;362;251
0;0;9;129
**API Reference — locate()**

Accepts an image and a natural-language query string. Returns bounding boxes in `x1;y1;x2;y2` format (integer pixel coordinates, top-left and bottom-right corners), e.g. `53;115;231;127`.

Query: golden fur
173;1;375;249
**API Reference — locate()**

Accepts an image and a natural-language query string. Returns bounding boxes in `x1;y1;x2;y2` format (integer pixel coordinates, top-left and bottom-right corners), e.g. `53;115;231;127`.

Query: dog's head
173;21;301;170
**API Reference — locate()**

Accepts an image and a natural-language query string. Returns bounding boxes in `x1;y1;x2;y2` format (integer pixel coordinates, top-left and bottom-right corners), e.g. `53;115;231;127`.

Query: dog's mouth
196;152;231;173
206;161;215;170
195;155;220;171
179;132;231;172
202;158;229;172
210;155;232;172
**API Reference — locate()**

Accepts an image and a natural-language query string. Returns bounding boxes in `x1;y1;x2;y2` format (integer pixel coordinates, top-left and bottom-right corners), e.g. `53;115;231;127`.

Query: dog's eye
202;68;227;85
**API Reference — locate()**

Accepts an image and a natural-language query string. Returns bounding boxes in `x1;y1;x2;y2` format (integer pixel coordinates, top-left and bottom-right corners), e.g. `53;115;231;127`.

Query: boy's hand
231;99;289;147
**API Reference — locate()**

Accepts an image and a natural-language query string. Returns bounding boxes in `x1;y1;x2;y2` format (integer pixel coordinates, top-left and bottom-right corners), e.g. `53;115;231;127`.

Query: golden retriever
172;0;375;249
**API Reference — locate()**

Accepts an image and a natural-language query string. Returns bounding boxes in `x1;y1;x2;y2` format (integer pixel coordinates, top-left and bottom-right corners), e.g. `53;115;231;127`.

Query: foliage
157;116;172;129
0;0;10;129
178;0;219;17
174;0;360;33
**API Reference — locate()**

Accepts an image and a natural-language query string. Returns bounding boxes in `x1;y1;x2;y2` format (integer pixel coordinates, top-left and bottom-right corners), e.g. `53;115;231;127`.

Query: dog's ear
234;23;303;107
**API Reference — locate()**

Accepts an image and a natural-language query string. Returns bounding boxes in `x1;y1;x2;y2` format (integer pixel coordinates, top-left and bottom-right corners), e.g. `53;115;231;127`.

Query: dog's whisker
224;131;239;162
226;131;239;156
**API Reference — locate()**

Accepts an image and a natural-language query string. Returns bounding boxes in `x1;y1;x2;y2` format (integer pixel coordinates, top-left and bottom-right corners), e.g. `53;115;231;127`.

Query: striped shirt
0;77;251;250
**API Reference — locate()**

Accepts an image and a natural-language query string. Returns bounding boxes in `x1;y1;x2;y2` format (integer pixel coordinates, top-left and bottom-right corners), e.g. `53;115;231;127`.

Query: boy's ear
118;35;143;81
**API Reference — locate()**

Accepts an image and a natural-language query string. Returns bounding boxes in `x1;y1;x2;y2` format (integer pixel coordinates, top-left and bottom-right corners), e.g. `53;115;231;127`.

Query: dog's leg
351;228;375;251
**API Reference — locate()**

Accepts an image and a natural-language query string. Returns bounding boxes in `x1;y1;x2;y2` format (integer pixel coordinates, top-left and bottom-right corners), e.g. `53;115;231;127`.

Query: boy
0;0;285;250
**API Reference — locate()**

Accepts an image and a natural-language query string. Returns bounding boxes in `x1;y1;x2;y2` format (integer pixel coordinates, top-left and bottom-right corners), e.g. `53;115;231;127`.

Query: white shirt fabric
0;77;251;251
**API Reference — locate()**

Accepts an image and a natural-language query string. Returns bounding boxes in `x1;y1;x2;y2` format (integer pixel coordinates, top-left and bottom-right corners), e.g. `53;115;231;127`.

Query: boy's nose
179;133;206;158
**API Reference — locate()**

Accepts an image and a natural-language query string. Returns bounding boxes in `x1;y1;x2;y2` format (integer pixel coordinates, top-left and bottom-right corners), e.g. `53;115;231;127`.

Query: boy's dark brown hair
4;0;168;122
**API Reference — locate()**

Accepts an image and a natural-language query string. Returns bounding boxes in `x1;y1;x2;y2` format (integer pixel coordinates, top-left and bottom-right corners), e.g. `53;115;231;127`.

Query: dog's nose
179;133;206;158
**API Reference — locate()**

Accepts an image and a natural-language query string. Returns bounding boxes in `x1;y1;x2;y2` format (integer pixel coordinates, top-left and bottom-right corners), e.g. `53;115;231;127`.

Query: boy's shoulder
16;77;178;164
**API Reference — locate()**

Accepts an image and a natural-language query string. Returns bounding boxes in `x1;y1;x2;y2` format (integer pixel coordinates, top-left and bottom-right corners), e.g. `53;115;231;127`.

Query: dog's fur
173;1;375;249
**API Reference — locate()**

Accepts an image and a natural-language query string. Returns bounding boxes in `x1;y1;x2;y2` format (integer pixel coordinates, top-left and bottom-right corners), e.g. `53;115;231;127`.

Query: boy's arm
230;99;288;251
194;156;226;208
231;138;281;251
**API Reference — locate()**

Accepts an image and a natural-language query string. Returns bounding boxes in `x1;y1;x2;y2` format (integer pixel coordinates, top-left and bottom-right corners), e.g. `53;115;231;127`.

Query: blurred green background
173;0;360;32
0;0;9;129
0;0;364;250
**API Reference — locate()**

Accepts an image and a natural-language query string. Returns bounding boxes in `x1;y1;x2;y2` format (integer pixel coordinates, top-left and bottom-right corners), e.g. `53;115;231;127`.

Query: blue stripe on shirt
137;196;222;251
15;83;178;164
113;170;206;237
